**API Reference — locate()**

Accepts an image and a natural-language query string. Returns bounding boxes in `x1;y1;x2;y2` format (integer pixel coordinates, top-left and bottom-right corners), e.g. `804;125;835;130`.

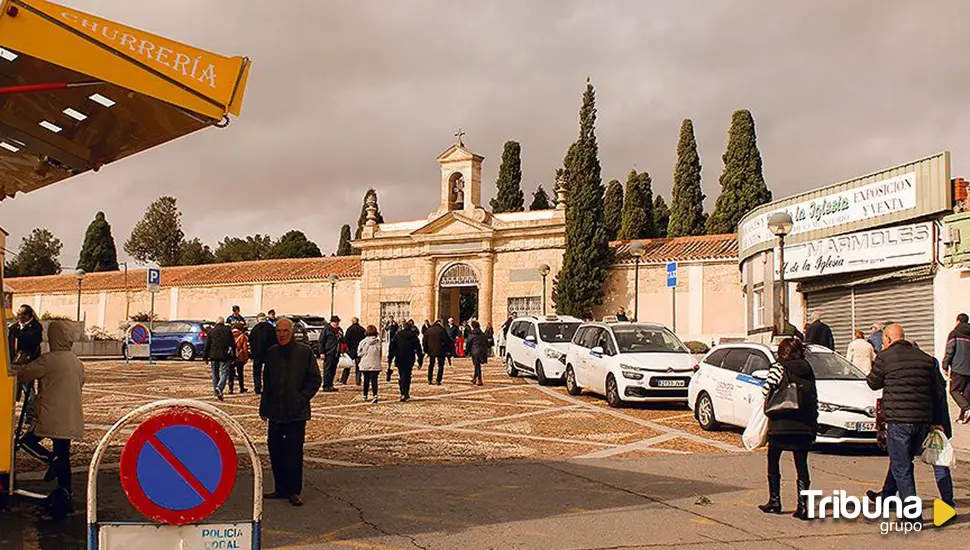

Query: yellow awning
0;0;251;198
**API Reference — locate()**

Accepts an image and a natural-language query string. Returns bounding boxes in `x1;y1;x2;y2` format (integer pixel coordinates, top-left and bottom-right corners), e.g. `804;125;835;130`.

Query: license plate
655;379;686;388
845;421;875;431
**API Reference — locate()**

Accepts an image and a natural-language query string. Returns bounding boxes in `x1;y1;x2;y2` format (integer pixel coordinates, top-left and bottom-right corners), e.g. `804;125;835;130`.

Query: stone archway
438;262;478;323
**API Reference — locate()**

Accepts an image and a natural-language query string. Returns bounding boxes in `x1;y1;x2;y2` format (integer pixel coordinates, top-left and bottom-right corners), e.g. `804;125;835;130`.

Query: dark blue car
124;320;213;361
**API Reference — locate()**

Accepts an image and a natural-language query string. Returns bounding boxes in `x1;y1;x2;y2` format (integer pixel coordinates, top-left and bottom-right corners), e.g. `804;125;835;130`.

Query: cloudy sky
3;1;969;268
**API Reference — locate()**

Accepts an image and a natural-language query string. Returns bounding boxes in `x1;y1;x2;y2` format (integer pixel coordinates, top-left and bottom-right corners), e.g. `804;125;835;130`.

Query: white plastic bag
742;401;769;450
338;353;355;369
921;429;955;468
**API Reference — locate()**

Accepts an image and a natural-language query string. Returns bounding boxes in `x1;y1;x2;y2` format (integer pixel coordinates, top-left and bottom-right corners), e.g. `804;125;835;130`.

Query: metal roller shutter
804;288;854;353
853;278;935;356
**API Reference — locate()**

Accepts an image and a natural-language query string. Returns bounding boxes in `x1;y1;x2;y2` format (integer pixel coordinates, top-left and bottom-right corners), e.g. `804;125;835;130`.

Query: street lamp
768;212;794;333
328;273;338;317
74;268;86;322
629;242;646;322
538;264;551;315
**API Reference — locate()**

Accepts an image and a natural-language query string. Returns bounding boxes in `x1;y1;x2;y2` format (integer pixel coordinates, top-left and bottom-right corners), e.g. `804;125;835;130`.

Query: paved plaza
0;357;968;549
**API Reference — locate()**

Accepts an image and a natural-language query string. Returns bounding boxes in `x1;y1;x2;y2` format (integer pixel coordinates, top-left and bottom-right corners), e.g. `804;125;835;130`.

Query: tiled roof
612;233;739;263
6;256;362;294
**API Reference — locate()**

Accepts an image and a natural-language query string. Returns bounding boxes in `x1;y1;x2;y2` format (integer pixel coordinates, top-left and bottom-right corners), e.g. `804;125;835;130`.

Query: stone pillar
423;258;437;322
479;253;495;326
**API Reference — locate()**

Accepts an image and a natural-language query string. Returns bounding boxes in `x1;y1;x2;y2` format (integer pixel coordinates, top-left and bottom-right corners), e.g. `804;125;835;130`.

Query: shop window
753;287;765;328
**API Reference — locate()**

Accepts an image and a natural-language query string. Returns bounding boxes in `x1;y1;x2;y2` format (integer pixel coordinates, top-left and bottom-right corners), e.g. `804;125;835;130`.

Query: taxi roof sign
0;0;251;199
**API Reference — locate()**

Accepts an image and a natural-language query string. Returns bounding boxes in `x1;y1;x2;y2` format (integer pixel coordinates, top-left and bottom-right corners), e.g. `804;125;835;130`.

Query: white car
687;343;879;444
564;321;697;407
505;315;582;385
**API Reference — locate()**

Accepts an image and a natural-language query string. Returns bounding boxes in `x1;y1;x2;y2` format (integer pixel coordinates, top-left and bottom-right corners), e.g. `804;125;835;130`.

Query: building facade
738;151;953;355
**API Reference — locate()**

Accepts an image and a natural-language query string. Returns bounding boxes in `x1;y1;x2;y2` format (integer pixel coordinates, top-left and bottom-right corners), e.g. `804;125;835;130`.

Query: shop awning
0;0;251;199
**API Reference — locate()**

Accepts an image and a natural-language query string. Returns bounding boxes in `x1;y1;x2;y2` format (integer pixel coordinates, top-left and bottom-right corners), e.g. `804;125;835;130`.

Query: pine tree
77;211;119;272
552;80;613;318
618;169;655;240
706;110;771;234
653;195;670;238
603;179;623;241
529;185;551;211
178;238;215;265
124;196;184;266
6;228;62;277
490;140;525;212
336;224;353;255
214;234;272;262
669;119;707;237
353;189;384;253
267;230;322;259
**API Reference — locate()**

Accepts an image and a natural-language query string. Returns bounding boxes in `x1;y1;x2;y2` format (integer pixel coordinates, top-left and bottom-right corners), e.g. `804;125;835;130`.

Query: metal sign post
147;268;161;365
666;262;678;333
87;399;262;550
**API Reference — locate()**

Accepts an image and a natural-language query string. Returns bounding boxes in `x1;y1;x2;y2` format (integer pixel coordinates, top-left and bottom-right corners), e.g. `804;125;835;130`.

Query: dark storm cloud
3;1;969;267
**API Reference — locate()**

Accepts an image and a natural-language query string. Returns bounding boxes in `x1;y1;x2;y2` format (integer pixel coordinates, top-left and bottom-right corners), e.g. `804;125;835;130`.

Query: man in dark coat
393;321;424;401
9;304;43;363
203;317;236;401
466;320;489;386
943;313;970;423
249;313;276;394
868;322;884;352
318;315;342;392
342;317;366;385
260;318;321;507
422;320;451;385
804;312;835;350
866;323;946;503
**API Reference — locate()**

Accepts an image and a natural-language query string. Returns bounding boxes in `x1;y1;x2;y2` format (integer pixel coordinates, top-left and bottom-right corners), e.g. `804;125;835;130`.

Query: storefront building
738;152;953;355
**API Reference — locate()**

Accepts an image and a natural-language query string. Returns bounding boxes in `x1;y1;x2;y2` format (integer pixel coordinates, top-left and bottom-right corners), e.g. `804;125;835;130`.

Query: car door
575;327;600;388
507;321;524;366
520;321;539;372
151;322;175;356
697;348;731;414
569;327;590;384
716;349;749;424
733;350;772;424
591;329;618;395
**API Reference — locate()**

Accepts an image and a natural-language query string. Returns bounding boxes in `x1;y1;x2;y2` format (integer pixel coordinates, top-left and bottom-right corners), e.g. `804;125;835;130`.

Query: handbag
764;368;800;415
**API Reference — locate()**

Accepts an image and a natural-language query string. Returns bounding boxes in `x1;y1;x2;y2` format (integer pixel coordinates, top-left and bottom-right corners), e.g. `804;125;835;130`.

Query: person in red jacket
229;325;249;394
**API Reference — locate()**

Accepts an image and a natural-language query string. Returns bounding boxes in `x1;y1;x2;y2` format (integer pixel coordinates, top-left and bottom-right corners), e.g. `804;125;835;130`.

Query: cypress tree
706;110;771;234
529;185;551;210
490;140;525;212
353;188;385;253
78;211;119;272
669;119;707;237
618;169;655;240
552;80;612;318
653;195;670;238
603;179;623;241
336;224;353;255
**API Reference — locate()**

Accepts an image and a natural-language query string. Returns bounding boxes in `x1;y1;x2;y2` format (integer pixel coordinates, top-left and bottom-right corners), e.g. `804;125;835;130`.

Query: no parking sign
87;400;262;550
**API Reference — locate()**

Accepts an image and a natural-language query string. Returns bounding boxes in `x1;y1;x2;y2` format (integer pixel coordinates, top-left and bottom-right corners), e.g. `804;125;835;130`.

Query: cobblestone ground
18;356;743;476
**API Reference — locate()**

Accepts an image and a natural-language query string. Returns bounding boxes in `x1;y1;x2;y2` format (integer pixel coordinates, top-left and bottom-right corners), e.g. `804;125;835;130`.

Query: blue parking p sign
666;262;677;288
147;267;161;288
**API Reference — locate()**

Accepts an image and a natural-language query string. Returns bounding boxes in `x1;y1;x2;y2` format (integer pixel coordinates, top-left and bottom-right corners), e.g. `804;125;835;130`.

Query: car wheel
565;365;581;395
179;343;196;361
535;361;549;386
506;355;519;377
695;392;719;431
606;374;623;408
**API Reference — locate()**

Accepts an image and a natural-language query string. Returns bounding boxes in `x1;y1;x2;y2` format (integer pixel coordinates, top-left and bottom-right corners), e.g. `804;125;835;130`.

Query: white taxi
564;320;696;407
687;343;879;444
505;315;583;385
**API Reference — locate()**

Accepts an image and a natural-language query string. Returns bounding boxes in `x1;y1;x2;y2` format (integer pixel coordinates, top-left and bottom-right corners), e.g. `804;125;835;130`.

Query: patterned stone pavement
17;356;744;476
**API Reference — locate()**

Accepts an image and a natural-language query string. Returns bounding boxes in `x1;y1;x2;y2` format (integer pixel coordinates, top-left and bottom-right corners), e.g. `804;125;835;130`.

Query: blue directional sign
666;262;678;288
147;267;161;287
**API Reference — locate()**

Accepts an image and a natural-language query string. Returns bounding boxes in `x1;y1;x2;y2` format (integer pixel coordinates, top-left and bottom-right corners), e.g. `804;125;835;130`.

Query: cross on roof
454;128;465;147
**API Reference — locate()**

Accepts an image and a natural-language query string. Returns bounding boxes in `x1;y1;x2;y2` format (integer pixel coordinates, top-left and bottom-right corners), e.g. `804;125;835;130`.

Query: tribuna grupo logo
803;490;956;535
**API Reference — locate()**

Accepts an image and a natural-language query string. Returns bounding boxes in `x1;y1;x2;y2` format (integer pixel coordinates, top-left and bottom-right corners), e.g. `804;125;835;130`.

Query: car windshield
612;325;688;354
805;351;867;380
538;322;580;343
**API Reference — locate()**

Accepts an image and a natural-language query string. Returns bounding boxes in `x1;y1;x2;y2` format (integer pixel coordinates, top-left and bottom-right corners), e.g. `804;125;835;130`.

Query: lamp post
629;243;646;322
119;261;130;322
74;268;86;321
538;264;551;315
328;274;338;317
767;212;794;333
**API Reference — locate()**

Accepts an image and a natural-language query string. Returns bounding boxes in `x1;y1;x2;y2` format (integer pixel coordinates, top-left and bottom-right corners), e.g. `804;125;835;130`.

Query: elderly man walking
866;323;946;504
260;318;322;507
804;312;834;350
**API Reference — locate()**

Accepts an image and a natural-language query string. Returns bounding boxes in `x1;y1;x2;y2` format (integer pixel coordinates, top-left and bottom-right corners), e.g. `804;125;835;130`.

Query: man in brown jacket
17;321;85;495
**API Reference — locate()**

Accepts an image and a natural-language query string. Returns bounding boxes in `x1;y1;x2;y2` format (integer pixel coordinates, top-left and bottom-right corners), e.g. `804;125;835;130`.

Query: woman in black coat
759;338;818;520
466;320;489;386
393;322;424;401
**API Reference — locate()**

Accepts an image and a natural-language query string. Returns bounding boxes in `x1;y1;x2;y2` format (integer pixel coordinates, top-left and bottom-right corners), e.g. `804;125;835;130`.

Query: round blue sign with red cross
119;408;237;525
128;323;150;345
